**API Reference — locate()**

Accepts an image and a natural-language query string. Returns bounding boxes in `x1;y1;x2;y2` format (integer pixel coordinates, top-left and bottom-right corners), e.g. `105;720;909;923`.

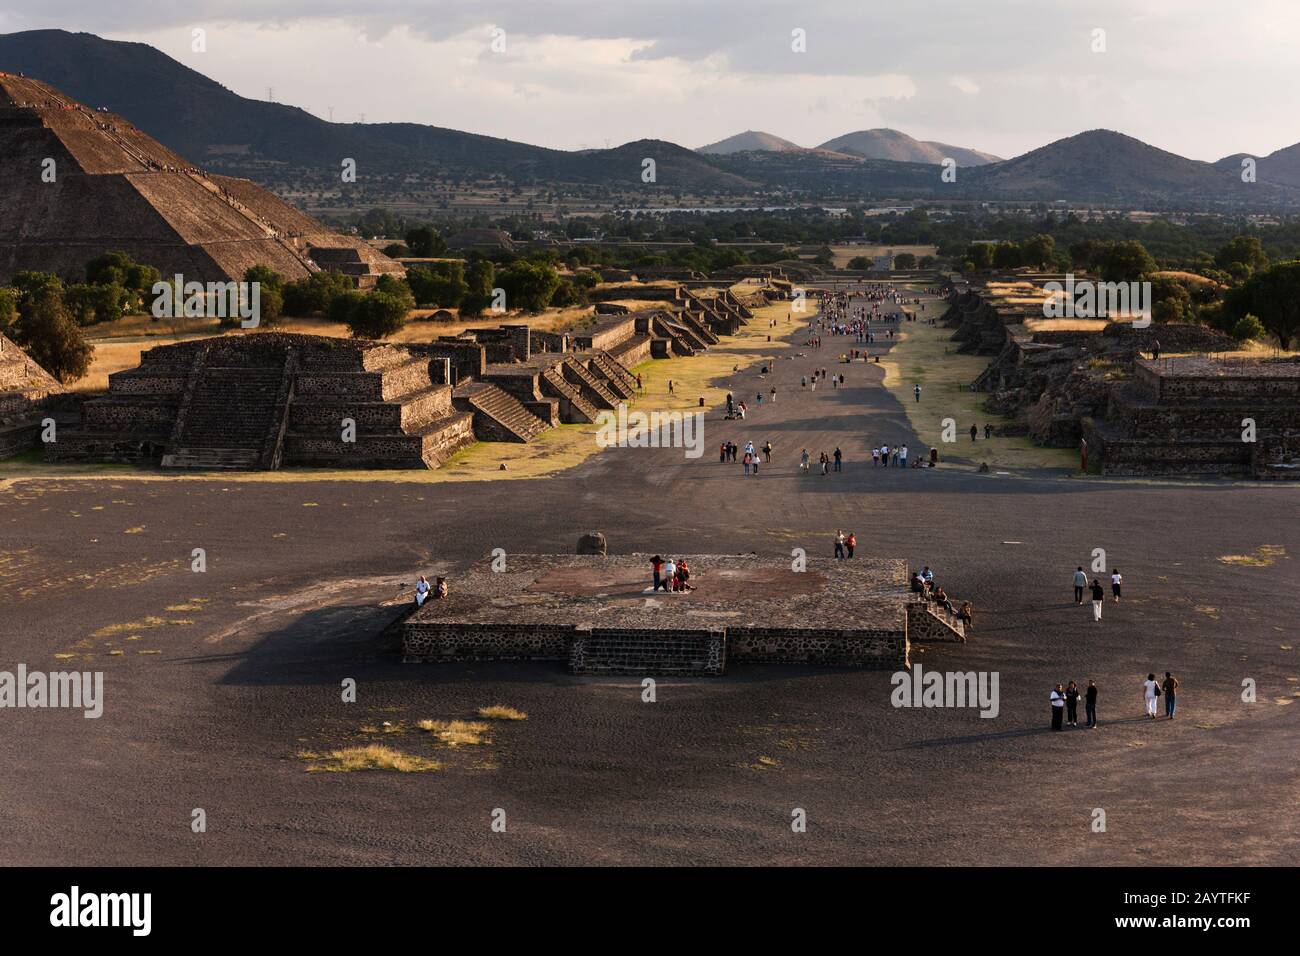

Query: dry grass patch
299;745;442;773
478;705;528;721
417;719;492;747
92;616;165;638
1218;545;1286;567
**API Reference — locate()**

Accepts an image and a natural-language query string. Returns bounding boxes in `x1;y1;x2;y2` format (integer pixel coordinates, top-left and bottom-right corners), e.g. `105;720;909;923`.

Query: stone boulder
576;532;607;555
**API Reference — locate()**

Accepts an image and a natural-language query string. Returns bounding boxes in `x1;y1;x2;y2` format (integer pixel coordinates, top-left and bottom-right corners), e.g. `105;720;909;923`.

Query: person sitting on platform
958;601;973;630
675;559;696;592
433;577;449;600
414;575;431;607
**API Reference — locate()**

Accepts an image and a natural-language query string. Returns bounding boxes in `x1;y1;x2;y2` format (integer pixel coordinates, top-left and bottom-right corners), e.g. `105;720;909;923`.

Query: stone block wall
569;629;726;676
403;623;572;662
728;627;909;667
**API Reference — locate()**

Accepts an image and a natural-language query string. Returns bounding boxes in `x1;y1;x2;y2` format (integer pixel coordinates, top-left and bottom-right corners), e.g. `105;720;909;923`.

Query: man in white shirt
1050;684;1065;731
900;445;908;468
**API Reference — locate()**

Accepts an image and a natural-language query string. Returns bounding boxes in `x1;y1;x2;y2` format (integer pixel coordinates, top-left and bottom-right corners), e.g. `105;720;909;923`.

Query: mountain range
1;29;1298;208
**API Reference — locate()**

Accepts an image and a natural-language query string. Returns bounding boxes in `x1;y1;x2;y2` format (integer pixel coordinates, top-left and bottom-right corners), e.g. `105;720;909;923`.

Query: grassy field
880;289;1078;471
5;301;793;488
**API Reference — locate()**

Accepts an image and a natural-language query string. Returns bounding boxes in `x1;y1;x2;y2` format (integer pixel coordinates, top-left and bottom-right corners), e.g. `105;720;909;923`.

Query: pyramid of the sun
0;73;403;285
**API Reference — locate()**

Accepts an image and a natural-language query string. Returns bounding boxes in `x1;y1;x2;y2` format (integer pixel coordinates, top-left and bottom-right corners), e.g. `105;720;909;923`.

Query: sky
2;0;1298;161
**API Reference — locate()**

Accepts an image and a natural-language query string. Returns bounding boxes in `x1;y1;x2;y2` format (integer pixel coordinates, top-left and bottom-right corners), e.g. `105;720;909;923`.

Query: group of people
649;555;695;593
910;566;974;630
1049;672;1179;730
413;575;448;606
798;448;841;475
833;529;858;559
1071;566;1123;621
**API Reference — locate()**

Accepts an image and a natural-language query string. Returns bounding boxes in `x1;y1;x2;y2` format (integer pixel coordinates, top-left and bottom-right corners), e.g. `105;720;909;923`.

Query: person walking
668;379;674;395
1111;568;1123;603
1073;566;1087;605
1090;578;1105;621
834;530;846;560
1050;684;1065;731
969;424;978;442
742;452;752;476
763;441;772;463
1065;681;1081;727
1143;673;1161;718
845;531;857;559
820;452;829;475
800;448;810;472
913;384;921;402
872;446;880;467
1162;671;1179;719
833;447;842;472
900;444;908;468
1085;680;1098;728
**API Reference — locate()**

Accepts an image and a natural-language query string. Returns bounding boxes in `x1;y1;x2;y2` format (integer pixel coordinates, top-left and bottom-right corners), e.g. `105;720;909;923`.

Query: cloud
3;1;1300;158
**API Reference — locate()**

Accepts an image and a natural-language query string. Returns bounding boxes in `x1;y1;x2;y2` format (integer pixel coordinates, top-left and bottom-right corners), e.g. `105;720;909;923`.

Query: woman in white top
1142;673;1160;718
1111;569;1123;602
1050;684;1065;731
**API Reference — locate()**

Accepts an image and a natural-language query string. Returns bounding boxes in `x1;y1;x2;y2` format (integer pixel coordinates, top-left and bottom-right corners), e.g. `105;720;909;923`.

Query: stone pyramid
0;72;403;285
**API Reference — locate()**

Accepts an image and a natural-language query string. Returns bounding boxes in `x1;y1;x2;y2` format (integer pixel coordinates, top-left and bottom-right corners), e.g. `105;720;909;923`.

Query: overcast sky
3;0;1298;160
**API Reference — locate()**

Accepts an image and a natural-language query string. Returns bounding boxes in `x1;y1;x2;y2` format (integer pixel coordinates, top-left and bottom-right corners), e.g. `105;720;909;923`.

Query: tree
1068;239;1110;272
992;241;1022;269
498;260;560;313
12;289;94;382
1215;235;1269;276
893;253;917;269
1223;260;1300;349
373;274;416;312
346;292;408;340
326;290;365;325
404;226;447;258
0;288;17;332
918;255;936;269
283;271;354;316
1099;240;1156;283
966;243;995;270
1020;233;1056;269
460;258;496;316
241;265;285;326
1231;313;1265;342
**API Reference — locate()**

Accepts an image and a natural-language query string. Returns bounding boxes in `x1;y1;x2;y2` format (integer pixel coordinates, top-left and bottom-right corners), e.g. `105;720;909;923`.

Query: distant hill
1215;143;1300;190
816;129;1002;166
0;29;755;192
698;130;802;154
965;130;1292;203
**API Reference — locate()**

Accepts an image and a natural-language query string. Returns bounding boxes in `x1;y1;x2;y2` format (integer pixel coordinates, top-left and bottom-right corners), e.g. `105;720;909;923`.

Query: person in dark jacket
1065;681;1081;726
1085;680;1099;728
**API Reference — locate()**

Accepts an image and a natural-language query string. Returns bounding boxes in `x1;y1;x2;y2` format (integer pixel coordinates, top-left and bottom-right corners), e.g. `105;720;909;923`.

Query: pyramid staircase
453;381;551;442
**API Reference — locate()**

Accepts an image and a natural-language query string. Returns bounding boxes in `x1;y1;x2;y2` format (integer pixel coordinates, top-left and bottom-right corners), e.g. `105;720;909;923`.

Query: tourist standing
1090;578;1105;621
763;441;772;463
650;555;665;592
1085;680;1098;728
1162;671;1179;719
970;424;978;442
663;558;677;591
742;452;752;476
800;448;810;473
1143;673;1160;718
1111;568;1123;602
1050;684;1065;731
900;444;908;468
1065;681;1081;726
833;447;843;472
834;530;846;560
820;452;829;475
846;531;857;559
872;446;880;467
1073;566;1087;605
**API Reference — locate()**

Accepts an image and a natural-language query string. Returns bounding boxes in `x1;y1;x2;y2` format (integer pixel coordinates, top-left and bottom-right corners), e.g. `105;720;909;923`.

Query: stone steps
585;351;637;398
541;365;599;423
162;446;261;470
453;381;550;443
561;357;620;409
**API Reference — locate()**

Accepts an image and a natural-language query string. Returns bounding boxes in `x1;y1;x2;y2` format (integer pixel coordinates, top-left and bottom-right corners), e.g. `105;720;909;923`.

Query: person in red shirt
650;555;665;592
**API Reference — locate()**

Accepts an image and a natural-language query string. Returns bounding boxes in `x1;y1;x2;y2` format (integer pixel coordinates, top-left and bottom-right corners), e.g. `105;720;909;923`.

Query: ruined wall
569;629;725;676
403;623;572;662
728;627;909;667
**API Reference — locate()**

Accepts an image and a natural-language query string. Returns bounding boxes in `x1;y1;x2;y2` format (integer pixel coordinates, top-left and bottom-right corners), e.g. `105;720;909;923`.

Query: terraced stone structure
45;332;476;469
1084;356;1300;478
402;554;956;675
0;74;402;285
0;332;65;459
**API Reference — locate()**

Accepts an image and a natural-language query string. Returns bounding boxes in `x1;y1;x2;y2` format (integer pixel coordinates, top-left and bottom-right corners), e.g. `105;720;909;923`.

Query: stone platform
402;553;914;675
